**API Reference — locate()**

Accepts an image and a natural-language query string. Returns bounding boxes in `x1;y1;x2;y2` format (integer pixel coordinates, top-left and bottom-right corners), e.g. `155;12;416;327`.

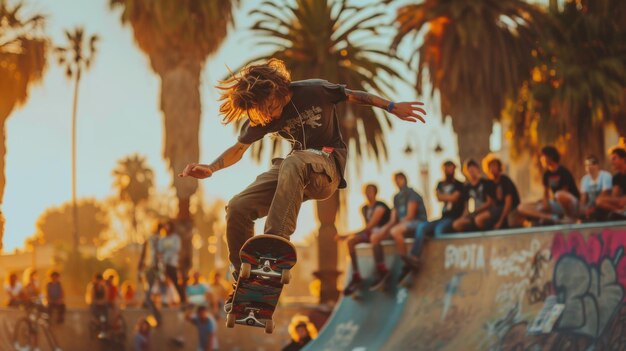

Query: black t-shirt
462;178;495;212
543;165;580;198
360;201;391;227
282;336;312;351
238;79;348;187
613;172;626;195
493;175;521;208
437;179;464;219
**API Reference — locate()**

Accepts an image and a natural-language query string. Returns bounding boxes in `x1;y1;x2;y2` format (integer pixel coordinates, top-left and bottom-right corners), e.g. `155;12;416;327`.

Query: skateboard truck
235;308;264;328
227;307;275;333
252;257;282;278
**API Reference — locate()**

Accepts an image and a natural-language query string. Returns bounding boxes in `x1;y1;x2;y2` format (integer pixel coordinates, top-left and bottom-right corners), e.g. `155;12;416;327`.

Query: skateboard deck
226;234;297;333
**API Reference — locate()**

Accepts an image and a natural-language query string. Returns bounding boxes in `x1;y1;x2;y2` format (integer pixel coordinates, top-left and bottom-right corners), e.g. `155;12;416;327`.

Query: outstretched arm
345;89;426;123
179;141;250;179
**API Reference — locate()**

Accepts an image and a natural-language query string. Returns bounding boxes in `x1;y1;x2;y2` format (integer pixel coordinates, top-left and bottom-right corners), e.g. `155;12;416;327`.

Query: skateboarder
179;59;427;311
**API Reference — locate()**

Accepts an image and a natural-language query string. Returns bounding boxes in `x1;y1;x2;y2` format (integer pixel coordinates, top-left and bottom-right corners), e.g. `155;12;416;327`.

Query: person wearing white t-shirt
4;273;23;307
579;155;612;221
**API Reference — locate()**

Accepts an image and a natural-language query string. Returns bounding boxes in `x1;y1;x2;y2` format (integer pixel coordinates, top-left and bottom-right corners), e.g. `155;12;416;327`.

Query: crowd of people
340;144;626;295
3;269;67;324
2;218;232;351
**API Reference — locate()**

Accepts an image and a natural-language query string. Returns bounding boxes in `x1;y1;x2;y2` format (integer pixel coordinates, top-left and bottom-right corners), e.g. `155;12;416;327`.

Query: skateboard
226;234;297;334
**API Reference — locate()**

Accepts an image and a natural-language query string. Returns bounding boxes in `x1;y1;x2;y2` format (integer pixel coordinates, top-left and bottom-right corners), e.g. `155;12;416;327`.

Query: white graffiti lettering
444;244;486;270
490;239;548;277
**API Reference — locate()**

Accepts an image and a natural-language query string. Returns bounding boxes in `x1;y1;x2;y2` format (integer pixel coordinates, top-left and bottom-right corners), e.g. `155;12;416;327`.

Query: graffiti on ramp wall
497;230;626;350
384;226;626;351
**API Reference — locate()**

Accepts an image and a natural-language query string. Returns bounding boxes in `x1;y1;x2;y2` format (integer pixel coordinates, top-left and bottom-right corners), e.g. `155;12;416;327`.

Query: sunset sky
3;0;492;252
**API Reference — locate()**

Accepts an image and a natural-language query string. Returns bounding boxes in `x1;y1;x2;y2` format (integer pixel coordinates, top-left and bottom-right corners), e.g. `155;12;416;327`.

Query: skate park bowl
306;221;626;351
3;221;626;350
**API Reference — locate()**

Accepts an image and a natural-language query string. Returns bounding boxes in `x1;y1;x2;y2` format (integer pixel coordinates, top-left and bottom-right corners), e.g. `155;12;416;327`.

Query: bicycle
12;304;62;351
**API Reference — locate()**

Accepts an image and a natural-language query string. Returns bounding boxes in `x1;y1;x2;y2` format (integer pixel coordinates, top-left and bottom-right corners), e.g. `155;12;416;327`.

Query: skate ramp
303;241;410;351
307;221;626;351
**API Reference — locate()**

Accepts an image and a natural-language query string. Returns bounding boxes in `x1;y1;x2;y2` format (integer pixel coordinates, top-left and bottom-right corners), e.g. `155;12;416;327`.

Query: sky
2;0;498;252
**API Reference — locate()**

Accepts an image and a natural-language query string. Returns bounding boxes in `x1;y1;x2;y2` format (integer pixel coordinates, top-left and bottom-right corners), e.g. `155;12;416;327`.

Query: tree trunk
451;113;493;164
131;204;138;243
71;70;81;253
0;117;6;252
549;0;559;13
314;190;340;304
159;63;202;302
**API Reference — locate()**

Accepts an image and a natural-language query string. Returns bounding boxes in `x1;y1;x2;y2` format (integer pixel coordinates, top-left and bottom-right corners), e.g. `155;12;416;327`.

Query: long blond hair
217;59;291;127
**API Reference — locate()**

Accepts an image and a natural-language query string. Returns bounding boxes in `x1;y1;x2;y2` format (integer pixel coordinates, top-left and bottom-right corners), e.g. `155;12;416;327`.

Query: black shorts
485;206;504;229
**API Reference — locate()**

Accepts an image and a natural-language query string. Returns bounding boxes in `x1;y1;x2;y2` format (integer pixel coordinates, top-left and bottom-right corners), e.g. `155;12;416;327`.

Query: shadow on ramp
303;242;409;351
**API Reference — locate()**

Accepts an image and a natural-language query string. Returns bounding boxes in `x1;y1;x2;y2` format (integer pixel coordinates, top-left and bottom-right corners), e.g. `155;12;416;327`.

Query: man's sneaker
401;255;421;271
343;277;363;296
369;270;390;291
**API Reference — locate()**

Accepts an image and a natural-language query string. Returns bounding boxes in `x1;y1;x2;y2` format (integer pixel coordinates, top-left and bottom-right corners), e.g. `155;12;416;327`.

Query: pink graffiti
551;230;626;299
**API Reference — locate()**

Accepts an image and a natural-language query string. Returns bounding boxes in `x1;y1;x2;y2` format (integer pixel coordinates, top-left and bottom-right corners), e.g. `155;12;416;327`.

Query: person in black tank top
337;183;391;296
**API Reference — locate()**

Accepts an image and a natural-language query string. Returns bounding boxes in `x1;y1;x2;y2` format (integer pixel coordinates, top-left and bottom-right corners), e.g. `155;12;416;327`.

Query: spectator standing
46;271;65;324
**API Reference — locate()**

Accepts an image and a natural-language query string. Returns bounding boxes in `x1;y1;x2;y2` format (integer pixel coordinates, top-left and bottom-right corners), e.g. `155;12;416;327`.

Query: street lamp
404;132;444;218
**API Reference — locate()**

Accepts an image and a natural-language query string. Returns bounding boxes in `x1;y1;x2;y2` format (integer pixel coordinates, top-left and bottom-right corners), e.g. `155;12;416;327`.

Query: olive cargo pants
226;150;340;271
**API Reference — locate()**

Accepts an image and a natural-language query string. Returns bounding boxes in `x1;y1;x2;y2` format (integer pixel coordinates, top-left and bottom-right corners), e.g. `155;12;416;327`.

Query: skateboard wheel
264;319;275;334
240;263;252;279
280;269;291;284
226;313;235;328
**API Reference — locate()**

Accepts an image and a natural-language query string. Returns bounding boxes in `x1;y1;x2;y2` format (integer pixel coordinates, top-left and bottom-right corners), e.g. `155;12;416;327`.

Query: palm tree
510;0;626;177
392;0;552;162
109;0;238;290
0;1;47;251
112;154;154;242
54;26;98;253
242;0;404;302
